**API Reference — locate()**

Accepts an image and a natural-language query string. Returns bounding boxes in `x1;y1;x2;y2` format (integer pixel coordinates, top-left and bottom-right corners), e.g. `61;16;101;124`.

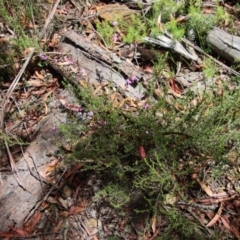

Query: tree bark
207;27;240;63
0;105;63;231
0;31;151;231
48;31;150;99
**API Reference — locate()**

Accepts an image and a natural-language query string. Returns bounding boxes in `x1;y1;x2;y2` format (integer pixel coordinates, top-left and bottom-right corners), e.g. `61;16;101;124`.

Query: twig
1;48;35;130
206;202;223;227
177;201;218;210
4;139;31;193
21;148;44;193
86;19;108;47
39;0;61;39
0;48;35;191
24;169;67;224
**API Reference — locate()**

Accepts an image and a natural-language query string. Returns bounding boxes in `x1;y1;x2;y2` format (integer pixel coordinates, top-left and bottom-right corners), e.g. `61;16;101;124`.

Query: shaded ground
0;0;240;239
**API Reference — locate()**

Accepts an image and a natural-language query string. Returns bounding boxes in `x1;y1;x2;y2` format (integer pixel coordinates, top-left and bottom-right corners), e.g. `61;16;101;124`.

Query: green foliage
164;21;185;40
1;0;236;238
56;1;240;238
96;20;115;46
186;2;228;48
0;0;40;52
96;14;148;44
60;80;240;237
13;34;39;52
1;132;26;147
157;206;205;240
94;184;130;209
121;14;147;43
96;0;228;46
202;57;218;78
151;0;184;23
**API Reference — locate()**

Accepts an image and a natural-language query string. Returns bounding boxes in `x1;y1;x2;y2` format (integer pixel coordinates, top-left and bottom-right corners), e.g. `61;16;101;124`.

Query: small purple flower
125;104;129;110
52;125;57;131
88;111;94;116
64;56;74;65
79;69;86;75
78;69;86;80
112;33;118;42
39;53;47;60
111;21;118;26
146;130;149;134
142;104;149;110
54;58;58;63
125;78;132;86
130;75;137;83
125;76;138;86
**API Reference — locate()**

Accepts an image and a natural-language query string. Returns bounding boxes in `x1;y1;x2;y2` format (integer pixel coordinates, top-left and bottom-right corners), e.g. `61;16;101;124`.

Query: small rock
85;218;98;235
62;185;73;198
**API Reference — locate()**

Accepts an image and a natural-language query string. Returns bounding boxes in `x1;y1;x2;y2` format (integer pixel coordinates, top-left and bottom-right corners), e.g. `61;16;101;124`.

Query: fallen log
47;31;150;99
0;31;152;232
207;27;240;63
0;90;77;232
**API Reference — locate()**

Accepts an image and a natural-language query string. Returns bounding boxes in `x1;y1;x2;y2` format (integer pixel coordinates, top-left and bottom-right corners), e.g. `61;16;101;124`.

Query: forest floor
1;0;240;239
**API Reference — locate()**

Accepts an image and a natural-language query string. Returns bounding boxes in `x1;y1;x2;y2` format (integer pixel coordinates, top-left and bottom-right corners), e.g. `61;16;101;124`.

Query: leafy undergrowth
59;81;240;239
1;0;240;239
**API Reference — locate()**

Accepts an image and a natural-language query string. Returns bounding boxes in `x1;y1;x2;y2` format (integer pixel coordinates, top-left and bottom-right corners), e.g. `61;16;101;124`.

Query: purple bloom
146;130;149;134
125;76;138;86
79;69;86;75
130;75;137;83
112;33;118;42
64;56;74;64
125;104;129;110
111;21;118;26
52;125;57;131
39;53;47;60
142;104;149;110
88;111;94;116
125;78;132;86
78;69;86;80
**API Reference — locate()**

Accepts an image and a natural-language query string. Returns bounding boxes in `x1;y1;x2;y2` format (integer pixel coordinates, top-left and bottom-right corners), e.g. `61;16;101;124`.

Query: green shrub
60;81;240;237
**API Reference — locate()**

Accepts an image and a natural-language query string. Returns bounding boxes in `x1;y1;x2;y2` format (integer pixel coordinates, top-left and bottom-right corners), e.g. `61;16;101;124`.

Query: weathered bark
207;27;240;63
48;31;150;99
0;92;70;232
0;32;151;232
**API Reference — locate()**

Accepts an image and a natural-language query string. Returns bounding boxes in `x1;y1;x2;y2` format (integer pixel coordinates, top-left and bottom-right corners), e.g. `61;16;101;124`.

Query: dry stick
0;0;59;212
0;48;35;191
39;0;61;39
4;141;31;193
3;0;60;190
1;47;35;127
206;202;223;227
21;147;44;193
182;37;240;77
